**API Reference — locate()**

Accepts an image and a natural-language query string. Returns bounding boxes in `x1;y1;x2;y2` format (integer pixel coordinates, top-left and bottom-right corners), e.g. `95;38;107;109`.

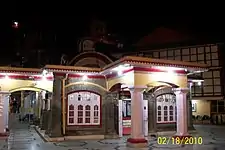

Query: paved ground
1;117;225;149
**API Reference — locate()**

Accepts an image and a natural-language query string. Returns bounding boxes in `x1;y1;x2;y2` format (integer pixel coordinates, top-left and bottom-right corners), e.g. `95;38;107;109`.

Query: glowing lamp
5;75;9;80
42;70;48;76
12;21;19;28
118;70;123;76
82;75;88;80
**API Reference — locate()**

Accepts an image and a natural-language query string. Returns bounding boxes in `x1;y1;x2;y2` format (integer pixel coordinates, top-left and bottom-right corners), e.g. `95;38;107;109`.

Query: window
191;55;197;61
175;55;181;60
212;60;219;66
204;79;213;86
182;49;189;55
168;50;174;57
175;49;181;55
203;71;212;78
192;102;197;112
156;94;176;123
68;105;75;124
77;105;83;123
214;79;221;85
67;91;101;125
182;55;190;61
205;46;210;53
214;86;221;93
197;47;204;54
213;71;220;78
190;48;197;54
206;53;211;60
206;60;211;66
211;45;218;52
211;53;218;59
122;100;131;117
197;54;204;61
153;52;159;58
160;51;167;57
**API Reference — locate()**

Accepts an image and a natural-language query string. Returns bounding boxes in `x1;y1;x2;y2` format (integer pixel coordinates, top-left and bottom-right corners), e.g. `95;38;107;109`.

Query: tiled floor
1;116;225;150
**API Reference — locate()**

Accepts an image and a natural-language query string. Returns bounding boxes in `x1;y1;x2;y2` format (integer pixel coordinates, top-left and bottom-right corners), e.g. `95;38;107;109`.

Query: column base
0;132;9;139
127;138;148;148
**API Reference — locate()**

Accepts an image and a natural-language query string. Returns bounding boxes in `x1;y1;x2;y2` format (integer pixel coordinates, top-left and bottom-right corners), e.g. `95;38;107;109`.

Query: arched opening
109;83;132;136
146;81;179;132
109;83;149;137
8;89;52;130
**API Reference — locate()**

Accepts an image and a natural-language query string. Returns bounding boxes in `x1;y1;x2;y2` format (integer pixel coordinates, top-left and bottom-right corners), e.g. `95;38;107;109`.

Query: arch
108;80;129;92
109;83;128;92
75;57;108;68
9;86;51;93
109;83;122;92
147;81;179;92
156;81;179;88
65;82;108;92
108;83;131;100
154;87;175;97
147;85;167;93
68;52;113;67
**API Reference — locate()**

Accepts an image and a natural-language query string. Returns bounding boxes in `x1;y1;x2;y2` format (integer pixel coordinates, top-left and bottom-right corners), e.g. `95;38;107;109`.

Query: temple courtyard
0;116;225;150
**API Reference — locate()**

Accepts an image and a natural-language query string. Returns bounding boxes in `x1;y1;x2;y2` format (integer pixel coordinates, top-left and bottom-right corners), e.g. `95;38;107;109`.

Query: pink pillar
173;88;191;138
127;86;148;148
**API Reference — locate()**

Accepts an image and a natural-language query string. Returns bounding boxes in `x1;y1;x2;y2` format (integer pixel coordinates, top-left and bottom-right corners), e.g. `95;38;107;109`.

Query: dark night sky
0;15;225;65
7;15;225;40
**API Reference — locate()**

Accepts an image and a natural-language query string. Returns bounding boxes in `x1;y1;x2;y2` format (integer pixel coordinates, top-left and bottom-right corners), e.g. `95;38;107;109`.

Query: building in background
131;27;224;124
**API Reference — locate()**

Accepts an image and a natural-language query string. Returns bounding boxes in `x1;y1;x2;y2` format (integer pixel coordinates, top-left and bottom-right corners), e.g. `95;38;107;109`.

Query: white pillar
127;86;148;148
143;100;148;137
20;91;24;116
4;94;10;130
118;100;123;137
0;91;10;136
173;88;190;137
38;92;42;119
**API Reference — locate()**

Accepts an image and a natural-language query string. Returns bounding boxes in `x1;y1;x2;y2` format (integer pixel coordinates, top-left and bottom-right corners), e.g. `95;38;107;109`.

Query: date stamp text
157;136;203;145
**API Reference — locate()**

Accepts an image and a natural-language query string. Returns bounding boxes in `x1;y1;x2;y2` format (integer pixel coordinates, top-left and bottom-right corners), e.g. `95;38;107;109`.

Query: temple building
0;54;208;148
0;20;218;148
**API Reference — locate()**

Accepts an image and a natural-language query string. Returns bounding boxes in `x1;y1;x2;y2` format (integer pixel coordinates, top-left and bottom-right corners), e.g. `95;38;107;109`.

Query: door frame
118;99;148;137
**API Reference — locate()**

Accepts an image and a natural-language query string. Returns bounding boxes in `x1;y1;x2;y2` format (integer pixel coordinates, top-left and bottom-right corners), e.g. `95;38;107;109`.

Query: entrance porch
41;56;208;148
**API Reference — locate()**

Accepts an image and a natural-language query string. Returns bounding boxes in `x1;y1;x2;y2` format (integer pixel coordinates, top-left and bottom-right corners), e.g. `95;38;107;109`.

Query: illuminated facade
0;56;207;148
46;56;207;148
